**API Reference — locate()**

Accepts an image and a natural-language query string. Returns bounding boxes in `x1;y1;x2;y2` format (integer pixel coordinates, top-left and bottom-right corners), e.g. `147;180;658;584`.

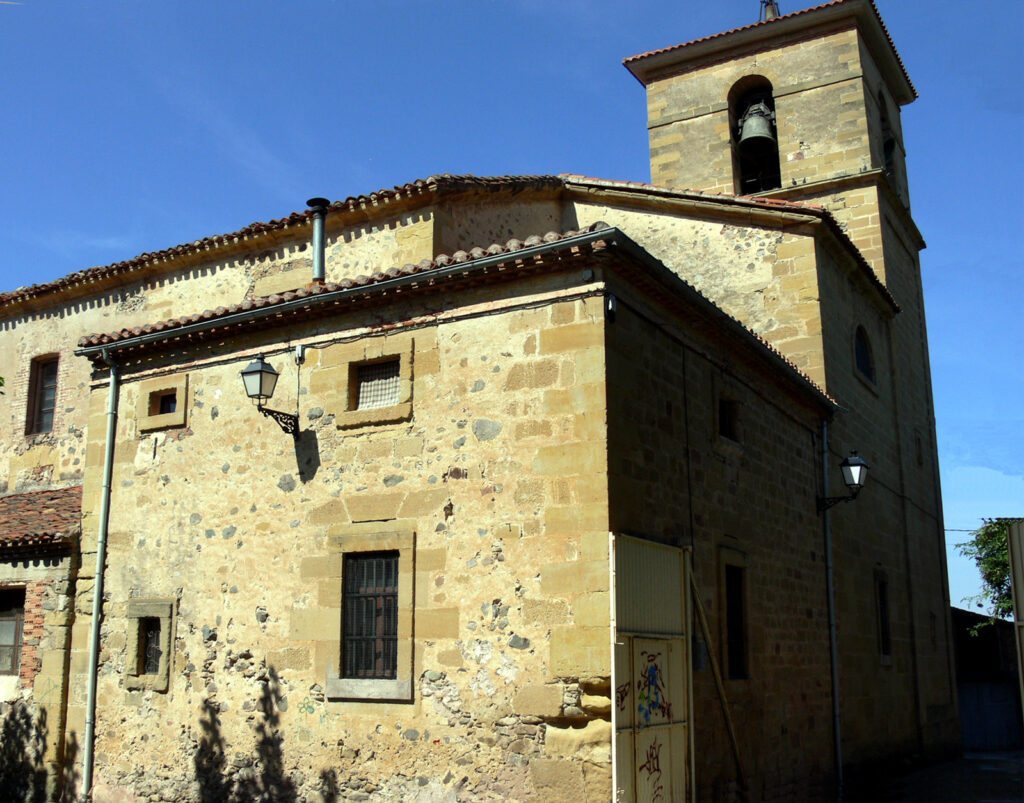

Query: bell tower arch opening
729;76;782;195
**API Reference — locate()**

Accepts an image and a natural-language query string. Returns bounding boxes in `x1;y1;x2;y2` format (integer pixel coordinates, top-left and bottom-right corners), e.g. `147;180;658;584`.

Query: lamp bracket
258;404;299;436
817;488;860;513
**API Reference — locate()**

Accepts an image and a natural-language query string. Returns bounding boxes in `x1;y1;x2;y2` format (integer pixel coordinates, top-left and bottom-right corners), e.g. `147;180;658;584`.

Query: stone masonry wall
604;285;834;800
643;27;869;194
69;281;615;803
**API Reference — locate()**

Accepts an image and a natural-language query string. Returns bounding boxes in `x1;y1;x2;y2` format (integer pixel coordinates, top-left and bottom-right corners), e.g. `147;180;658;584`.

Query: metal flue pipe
306;197;330;283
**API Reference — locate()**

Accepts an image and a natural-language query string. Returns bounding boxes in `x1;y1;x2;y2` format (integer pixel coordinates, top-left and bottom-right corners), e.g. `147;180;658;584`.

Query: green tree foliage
957;519;1014;621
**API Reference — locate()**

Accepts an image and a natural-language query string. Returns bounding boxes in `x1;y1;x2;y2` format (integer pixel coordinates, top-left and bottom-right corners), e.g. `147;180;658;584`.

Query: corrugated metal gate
612;535;694;802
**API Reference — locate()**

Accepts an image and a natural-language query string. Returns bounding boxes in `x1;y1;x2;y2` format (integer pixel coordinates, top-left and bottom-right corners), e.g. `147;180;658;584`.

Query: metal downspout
81;351;119;801
822;420;843;793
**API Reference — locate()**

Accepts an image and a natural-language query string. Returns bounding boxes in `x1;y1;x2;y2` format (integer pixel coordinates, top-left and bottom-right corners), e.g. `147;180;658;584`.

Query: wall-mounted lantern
818;451;868;512
241;353;299;435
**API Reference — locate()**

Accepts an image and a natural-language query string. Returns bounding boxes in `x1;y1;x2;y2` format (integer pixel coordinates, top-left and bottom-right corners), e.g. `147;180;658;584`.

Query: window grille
140;617;163;675
355;360;400;410
343;552;399;679
0;590;25;675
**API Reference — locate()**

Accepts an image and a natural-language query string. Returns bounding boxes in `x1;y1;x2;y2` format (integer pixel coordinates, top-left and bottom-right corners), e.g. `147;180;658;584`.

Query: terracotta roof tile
76;224;611;349
0;486;81;553
560;174;898;312
0;174;562;311
78;223;834;408
624;0;915;98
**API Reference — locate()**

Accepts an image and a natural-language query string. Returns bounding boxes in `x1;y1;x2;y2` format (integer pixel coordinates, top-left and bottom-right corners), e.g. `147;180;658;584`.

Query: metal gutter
80;350;120;801
821;420;844;793
75;228;616;360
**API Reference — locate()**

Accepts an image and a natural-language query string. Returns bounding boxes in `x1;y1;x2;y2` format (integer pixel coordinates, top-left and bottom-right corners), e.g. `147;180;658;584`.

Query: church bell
737;98;776;154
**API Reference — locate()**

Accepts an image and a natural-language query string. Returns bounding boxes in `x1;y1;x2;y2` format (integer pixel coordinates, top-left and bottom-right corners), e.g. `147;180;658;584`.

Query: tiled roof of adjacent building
2;172;897;316
0;486;82;554
624;0;916;98
561;174;899;312
0;174;564;310
77;223;837;409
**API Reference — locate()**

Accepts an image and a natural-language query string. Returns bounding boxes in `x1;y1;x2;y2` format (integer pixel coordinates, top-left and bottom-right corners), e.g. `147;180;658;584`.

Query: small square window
26;356;59;435
136;375;188;432
354;360;401;410
153;392;177;416
0;590;25;676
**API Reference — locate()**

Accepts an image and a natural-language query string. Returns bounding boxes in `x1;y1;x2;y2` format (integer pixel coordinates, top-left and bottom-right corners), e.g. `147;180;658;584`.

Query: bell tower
624;0;917;280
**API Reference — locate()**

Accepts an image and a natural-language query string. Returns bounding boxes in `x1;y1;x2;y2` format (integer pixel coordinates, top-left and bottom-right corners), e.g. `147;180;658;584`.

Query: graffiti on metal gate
636;650;671;724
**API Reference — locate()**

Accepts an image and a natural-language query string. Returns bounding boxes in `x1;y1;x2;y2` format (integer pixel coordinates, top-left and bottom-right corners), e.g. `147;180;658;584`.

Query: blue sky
1;1;1020;610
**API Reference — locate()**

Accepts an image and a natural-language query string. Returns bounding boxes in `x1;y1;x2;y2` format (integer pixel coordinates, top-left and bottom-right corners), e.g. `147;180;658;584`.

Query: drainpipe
81;350;120;801
307;197;330;284
821;420;843;793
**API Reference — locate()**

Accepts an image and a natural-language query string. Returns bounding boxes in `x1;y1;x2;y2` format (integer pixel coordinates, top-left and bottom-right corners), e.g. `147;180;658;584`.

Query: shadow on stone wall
58;732;80;803
0;701;48;803
194;667;303;803
295;429;321;484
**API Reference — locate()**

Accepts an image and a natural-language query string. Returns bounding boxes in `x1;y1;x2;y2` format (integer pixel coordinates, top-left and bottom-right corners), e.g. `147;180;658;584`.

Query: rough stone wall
0;555;77;800
605;286;834;800
433;198;568;258
572;201;830;386
67;283;614;802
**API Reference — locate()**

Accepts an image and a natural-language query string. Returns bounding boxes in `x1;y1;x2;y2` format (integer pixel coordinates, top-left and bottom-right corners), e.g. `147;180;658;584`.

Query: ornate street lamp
241;354;299;435
818;451;868;512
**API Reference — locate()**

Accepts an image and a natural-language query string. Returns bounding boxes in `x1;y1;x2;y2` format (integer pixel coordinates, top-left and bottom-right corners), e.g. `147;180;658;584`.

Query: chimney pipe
307;197;330;283
761;1;780;21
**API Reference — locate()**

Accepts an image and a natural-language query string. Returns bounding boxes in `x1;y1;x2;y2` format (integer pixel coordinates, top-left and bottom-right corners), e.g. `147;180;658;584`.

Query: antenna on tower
760;1;781;21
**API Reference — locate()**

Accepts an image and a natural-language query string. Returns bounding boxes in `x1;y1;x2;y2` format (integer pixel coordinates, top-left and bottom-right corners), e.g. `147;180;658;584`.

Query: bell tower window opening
731;78;781;194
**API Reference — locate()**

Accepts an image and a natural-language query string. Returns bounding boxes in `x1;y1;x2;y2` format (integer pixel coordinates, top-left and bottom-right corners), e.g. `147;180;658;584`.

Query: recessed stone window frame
854;325;877;387
326;524;415;702
125;598;174;692
718;544;749;683
335;339;413;430
136;374;188;432
26;354;59;435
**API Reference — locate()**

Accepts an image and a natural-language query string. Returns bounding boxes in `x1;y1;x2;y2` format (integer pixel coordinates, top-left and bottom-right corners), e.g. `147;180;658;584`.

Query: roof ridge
76;222;610;349
78;222;834;408
624;1;915;98
0;175;565;310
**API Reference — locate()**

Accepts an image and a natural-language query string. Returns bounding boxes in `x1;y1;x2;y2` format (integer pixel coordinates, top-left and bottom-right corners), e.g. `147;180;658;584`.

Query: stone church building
0;2;958;800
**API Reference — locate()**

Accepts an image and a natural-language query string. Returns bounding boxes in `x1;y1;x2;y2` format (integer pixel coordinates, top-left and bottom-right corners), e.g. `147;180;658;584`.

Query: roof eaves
624;0;915;100
561;174;899;313
1;174;565;313
77;223;835;411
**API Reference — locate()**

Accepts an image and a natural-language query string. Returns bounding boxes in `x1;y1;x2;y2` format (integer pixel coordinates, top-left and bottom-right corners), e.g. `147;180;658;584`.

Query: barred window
138;617;163;675
343;551;399;679
0;590;25;676
355;360;401;410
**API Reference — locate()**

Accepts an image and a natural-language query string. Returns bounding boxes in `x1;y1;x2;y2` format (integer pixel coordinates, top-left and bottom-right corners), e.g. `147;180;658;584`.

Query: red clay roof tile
0;486;81;553
624;0;915;98
77;223;835;408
